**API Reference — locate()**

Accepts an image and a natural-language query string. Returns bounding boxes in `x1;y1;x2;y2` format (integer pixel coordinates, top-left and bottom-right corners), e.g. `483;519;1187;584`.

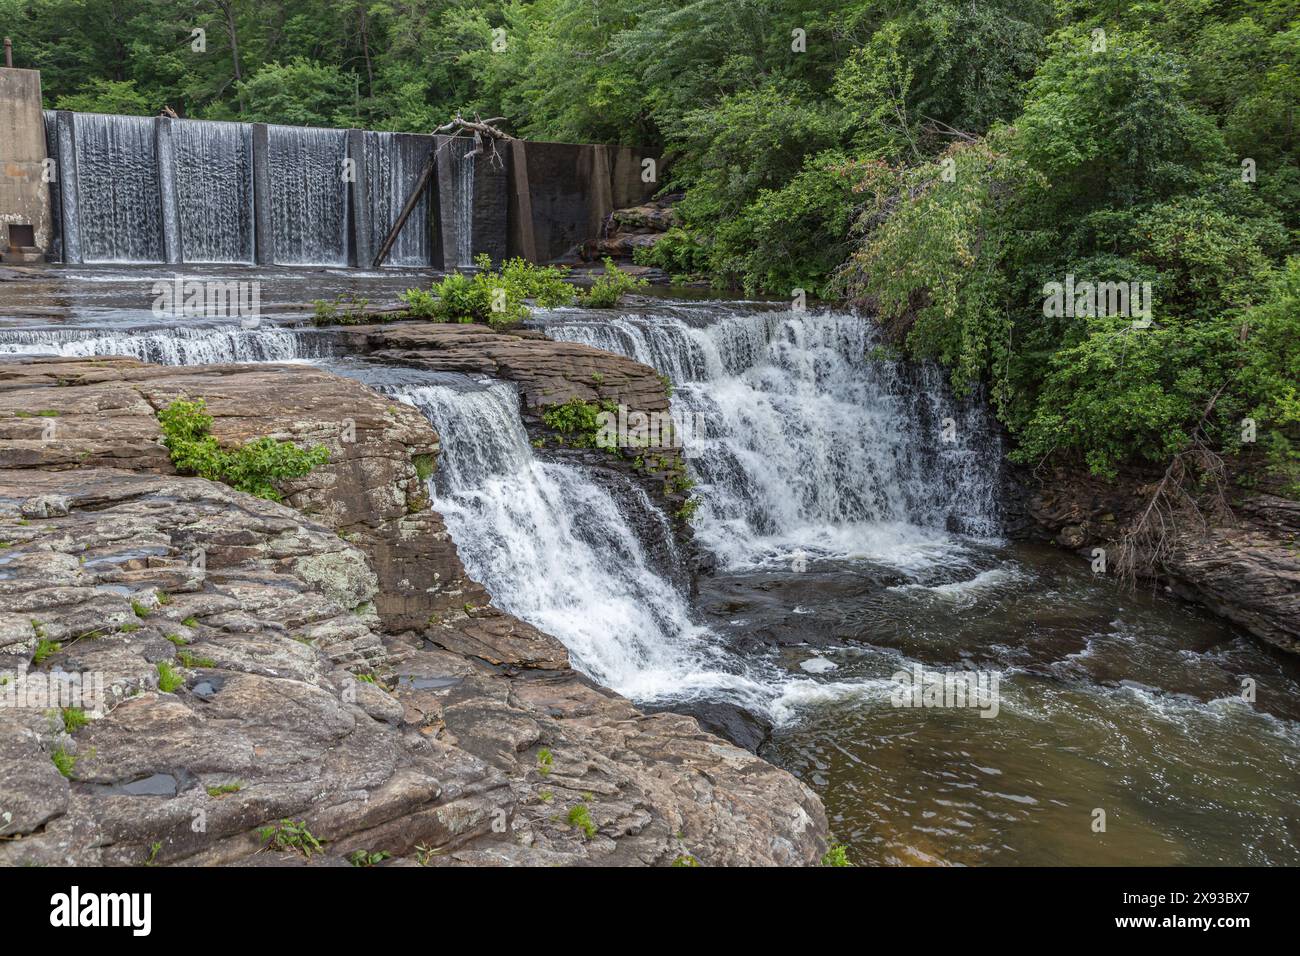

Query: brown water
731;542;1300;865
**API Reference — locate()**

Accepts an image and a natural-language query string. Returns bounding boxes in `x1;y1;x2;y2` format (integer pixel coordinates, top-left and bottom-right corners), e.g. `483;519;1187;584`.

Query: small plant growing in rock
181;616;199;628
50;745;77;778
821;843;851;867
131;599;150;618
206;782;242;797
176;650;215;669
671;854;700;867
158;398;330;503
578;257;648;308
347;849;391;867
144;842;162;865
164;633;190;646
32;638;60;665
61;707;88;734
258;819;324;858
156;661;184;693
567;804;597;840
413;454;435;481
311;293;374;326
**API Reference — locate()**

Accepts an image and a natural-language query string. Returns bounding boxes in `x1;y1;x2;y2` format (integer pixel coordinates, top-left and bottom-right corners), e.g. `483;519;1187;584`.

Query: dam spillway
15;99;658;269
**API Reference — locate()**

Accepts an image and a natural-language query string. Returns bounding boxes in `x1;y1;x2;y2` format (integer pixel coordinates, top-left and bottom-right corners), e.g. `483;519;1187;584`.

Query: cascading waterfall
439;138;476;269
173;120;256;264
267;125;349;266
0;325;335;365
72;114;165;263
382;377;780;708
540;308;1003;570
365;132;433;267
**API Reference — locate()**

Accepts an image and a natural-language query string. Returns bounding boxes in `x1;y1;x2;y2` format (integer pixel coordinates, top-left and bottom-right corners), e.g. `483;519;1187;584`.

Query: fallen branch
1115;381;1234;588
372;114;512;268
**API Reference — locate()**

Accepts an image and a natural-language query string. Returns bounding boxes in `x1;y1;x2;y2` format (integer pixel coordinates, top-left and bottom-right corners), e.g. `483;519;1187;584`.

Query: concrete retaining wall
0;67;53;259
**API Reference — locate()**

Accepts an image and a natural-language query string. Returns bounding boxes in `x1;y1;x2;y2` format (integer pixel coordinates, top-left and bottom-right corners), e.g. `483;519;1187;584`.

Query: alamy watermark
595;404;706;459
1;669;106;714
1042;273;1152;327
891;664;1000;718
151;278;261;320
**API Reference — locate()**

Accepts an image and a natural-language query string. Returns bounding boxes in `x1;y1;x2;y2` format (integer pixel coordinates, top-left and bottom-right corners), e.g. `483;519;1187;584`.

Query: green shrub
398;287;439;318
578;258;648;308
821;843;852;867
633;228;712;278
404;256;576;327
541;398;617;449
158;399;329;503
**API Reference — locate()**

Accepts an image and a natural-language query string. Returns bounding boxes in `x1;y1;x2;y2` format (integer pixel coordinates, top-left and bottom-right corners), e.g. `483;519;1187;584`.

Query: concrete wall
510;141;660;263
0;67;52;257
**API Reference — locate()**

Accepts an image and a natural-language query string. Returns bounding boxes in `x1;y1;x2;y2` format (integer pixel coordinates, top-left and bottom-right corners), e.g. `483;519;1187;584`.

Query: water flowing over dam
29;110;661;268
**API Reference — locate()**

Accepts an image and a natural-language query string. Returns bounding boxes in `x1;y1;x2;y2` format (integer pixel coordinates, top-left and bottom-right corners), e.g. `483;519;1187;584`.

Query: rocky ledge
0;357;827;866
1009;465;1300;655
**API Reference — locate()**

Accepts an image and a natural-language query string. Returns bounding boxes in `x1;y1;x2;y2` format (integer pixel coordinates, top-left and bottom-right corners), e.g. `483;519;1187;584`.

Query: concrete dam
1;66;659;268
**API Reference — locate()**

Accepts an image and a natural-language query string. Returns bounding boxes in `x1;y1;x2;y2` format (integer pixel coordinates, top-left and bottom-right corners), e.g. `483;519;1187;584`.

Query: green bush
578;258;648;308
542;398;618;449
405;256;576;327
158;399;330;503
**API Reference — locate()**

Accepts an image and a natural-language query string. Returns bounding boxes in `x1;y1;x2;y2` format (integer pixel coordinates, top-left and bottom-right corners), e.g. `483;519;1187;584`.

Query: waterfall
72;113;165;263
0;325;335;365
439;137;476;269
540;308;1003;569
365;132;433;267
383;377;778;708
267;125;349;266
173;120;256;264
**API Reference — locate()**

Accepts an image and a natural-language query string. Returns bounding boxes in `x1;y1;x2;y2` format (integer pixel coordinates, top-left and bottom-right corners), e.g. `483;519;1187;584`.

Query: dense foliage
10;0;1295;488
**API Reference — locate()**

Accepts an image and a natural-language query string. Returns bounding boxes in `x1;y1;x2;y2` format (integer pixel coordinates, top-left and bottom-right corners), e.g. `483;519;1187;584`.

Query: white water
376;309;1007;721
542;308;1003;569
268;125;349;266
0;325;331;365
440;138;476;269
384;378;775;704
72;113;165;263
366;132;433;267
173;120;256;264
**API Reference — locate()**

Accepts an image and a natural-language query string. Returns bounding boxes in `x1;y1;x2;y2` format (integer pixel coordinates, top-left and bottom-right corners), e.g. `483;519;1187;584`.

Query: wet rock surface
0;356;828;866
